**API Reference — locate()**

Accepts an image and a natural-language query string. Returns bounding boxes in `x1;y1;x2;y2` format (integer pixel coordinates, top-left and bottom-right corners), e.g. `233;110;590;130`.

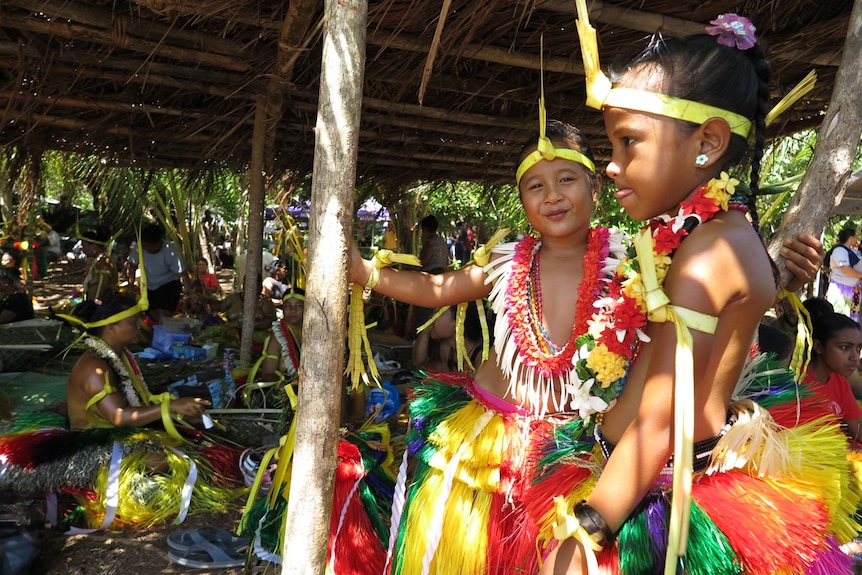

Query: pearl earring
695;154;709;167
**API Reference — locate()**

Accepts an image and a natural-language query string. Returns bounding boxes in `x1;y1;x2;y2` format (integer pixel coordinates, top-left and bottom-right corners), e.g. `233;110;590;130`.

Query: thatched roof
0;0;854;188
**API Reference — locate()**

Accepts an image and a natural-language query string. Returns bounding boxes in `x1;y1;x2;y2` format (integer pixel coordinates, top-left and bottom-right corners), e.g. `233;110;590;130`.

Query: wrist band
365;265;380;289
574;501;615;548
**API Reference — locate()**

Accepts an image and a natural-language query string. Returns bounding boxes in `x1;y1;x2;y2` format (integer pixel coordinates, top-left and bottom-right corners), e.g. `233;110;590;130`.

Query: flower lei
497;227;642;417
272;318;301;377
618;171;744;338
84;336;148;407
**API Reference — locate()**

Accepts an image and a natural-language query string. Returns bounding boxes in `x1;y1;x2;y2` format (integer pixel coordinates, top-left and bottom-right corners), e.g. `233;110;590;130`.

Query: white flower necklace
84;336;146;407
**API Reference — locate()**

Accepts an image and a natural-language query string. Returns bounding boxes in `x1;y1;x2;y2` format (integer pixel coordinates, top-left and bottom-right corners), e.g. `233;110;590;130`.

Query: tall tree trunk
280;0;367;572
767;0;862;281
240;96;268;364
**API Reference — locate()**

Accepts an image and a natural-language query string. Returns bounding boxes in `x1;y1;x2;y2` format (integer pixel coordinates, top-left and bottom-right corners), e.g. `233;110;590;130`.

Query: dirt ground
12;260;257;574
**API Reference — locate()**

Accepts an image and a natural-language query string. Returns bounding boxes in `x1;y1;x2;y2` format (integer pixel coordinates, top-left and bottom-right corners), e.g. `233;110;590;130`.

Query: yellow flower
704;171;738;211
622;273;646;309
654;254;673;283
586;344;628;387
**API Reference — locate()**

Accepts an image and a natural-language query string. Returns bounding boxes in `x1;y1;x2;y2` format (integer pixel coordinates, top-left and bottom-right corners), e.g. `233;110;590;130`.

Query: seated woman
0;294;243;534
79;225;118;302
411;300;487;374
216;274;277;331
253;288;305;383
195;257;223;297
803;312;862;443
261;258;290;301
0;267;34;324
66;294;210;430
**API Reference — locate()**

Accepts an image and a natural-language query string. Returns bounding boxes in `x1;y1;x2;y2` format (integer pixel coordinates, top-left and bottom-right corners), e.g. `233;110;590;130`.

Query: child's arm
588;218;775;537
348;240;491;308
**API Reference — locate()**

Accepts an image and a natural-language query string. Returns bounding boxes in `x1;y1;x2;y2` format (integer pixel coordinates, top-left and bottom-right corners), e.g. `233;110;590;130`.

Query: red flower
653;225;687;255
613;295;647;332
680;185;720;219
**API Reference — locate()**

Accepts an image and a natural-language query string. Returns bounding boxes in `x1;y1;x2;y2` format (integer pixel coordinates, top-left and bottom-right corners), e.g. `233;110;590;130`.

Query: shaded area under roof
0;0;854;188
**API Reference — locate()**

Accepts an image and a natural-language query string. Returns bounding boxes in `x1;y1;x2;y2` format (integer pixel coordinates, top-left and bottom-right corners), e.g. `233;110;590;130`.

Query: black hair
757;322;792;364
140;223;165;244
446;300;489;343
82;224;112;245
803;297;834;325
1;249;21;268
285;287;306;300
612;32;770;199
0;266;20;283
72;294;139;335
838;228;857;245
812;312;861;355
420;215;439;233
517;119;597;173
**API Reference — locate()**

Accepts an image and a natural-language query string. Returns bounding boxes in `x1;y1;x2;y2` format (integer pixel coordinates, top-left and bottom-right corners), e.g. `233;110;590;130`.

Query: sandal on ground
167;539;246;569
167;525;249;553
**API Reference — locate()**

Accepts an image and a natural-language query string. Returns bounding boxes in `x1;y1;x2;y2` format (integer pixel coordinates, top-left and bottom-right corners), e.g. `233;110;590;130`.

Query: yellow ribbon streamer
471;228;510;268
346;249;422;389
550;496;601;574
632;230;718;575
776;289;812;382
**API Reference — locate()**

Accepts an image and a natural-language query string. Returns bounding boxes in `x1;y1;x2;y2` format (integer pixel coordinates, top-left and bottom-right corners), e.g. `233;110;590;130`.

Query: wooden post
240;95;267;364
767;0;862;281
280;0;367;573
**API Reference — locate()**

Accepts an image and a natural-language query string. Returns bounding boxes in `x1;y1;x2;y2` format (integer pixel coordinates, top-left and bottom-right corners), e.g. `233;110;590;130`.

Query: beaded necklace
493;226;642;416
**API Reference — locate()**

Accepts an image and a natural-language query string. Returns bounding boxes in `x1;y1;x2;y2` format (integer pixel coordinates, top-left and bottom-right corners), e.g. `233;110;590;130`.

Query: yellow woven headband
516;37;596;185
57;229;149;329
574;0;752;139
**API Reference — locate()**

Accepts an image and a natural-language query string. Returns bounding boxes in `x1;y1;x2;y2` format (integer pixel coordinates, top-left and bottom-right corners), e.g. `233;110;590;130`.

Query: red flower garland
505;229;607;378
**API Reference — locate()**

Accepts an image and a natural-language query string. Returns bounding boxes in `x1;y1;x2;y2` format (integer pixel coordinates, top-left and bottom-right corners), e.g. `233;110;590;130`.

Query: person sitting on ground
66;294;210;430
195;257;222;297
80;225;118;301
411;300;488;374
0;267;34;324
803;312;862;443
216;274;277;331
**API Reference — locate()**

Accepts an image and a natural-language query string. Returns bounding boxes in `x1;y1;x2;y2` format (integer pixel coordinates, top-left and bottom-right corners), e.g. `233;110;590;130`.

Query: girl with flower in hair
539;8;857;575
347;106;820;571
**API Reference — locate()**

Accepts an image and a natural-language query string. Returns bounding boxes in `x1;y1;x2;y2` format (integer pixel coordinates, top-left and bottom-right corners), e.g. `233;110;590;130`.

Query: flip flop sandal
167;539;246;569
167;525;249;553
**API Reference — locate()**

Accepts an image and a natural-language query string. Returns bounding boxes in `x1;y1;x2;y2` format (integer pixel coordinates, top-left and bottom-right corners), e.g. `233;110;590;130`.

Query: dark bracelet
574;501;615;548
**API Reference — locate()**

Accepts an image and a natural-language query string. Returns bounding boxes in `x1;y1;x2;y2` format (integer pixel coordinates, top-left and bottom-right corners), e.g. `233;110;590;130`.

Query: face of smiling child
517;148;597;240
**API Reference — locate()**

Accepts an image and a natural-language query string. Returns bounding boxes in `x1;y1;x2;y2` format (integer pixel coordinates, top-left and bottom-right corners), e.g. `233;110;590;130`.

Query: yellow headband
58;228;149;329
516;36;596;185
574;0;752;139
284;291;305;302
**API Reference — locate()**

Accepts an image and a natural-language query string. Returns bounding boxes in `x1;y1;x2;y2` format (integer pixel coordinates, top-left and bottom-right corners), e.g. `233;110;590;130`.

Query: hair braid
744;43;770;233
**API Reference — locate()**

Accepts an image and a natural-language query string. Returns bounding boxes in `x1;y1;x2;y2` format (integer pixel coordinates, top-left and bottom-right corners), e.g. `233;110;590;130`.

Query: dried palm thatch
0;0;854;188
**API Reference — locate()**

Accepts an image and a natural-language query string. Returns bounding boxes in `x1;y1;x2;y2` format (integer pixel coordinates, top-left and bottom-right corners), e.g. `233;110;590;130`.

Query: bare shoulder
665;211;775;315
70;352;111;395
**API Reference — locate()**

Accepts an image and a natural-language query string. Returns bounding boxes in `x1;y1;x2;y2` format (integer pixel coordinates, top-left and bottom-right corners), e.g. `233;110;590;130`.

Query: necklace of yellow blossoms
84;336;147;407
617;171;746;374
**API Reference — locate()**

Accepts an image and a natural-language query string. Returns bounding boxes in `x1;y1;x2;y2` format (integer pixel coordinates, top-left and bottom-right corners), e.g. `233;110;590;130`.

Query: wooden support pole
281;0;368;573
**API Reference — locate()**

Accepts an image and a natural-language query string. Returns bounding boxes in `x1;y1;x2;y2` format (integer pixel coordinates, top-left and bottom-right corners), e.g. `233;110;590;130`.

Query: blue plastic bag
365;381;401;421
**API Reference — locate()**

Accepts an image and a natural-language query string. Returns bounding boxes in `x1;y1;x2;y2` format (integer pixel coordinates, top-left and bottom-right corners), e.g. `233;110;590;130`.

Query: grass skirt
386;372;595;575
0;424;246;530
240;430;395;575
526;361;860;575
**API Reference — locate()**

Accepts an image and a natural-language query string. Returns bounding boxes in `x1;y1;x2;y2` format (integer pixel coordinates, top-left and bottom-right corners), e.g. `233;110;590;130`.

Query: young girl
540;11;857;575
804;312;862;442
348;117;821;573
